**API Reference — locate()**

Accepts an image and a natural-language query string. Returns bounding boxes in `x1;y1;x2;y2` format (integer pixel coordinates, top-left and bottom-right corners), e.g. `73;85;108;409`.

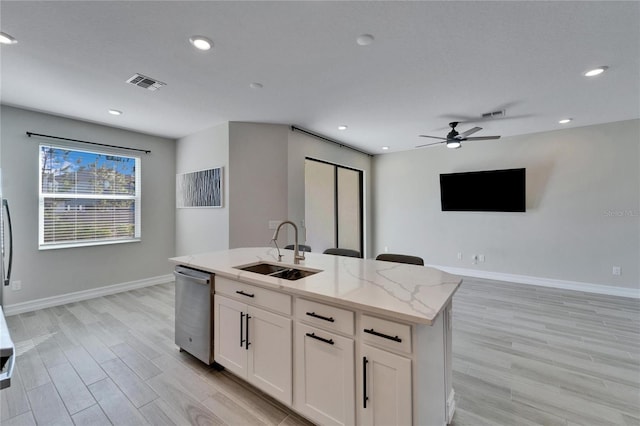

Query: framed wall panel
177;167;223;208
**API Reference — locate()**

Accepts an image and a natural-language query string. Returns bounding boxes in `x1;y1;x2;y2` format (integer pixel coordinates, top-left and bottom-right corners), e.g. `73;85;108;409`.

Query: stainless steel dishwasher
174;265;214;364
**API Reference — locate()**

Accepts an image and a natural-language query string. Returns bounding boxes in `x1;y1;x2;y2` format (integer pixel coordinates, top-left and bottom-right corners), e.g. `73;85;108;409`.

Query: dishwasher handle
173;270;210;285
0;351;15;390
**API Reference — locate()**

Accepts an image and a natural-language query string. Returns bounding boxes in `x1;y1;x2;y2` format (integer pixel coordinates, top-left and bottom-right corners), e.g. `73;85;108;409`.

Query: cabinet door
247;305;292;405
214;295;247;377
294;322;355;426
360;344;412;426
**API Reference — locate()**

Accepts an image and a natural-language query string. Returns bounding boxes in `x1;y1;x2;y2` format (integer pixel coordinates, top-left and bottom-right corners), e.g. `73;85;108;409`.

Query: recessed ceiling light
381;146;389;150
0;32;18;45
189;36;213;51
108;109;122;116
558;118;572;124
356;34;374;46
249;82;263;89
338;125;348;131
584;66;608;77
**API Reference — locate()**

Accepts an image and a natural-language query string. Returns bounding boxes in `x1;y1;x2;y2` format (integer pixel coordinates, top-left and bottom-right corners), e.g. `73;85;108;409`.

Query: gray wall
175;122;229;255
373;119;640;289
0;106;176;305
175;122;373;255
229;122;289;248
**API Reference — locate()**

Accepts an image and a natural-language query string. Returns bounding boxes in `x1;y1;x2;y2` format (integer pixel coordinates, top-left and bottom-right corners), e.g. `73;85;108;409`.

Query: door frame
305;157;364;257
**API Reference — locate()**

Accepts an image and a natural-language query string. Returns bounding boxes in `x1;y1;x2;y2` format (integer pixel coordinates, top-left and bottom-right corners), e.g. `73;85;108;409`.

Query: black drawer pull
240;312;245;347
306;311;335;323
236;290;255;298
364;328;402;343
306;332;334;345
363;357;369;408
245;314;251;350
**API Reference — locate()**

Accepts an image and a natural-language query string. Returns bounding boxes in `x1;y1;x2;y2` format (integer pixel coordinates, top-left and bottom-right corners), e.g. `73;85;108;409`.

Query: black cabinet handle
240;312;245;347
236;290;255;298
305;332;334;345
306;311;335;323
363;357;369;408
363;328;402;343
245;314;251;350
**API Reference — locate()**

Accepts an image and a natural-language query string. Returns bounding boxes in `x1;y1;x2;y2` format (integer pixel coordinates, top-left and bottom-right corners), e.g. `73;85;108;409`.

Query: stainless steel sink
239;263;287;275
269;268;318;280
235;262;320;281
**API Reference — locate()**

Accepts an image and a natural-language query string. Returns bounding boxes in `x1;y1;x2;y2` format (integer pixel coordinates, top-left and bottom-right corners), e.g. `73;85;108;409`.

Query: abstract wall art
176;167;223;208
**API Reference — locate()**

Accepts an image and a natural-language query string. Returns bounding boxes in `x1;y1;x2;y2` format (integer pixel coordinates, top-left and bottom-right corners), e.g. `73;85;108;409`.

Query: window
39;144;141;249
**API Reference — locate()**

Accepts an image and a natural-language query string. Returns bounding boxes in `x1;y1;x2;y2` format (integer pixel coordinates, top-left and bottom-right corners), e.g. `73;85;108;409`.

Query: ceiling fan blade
464;136;501;141
416;140;445;148
419;135;447;140
458;127;482;138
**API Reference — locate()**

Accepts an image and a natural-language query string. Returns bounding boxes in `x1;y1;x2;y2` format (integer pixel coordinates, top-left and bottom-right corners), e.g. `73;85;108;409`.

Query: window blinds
38;144;141;249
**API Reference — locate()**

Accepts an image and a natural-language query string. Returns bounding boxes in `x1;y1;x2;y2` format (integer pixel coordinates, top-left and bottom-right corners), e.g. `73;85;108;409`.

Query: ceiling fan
417;122;501;149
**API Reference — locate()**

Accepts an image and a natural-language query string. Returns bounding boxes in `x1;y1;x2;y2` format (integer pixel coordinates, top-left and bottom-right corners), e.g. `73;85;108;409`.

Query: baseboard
428;265;639;299
4;274;175;316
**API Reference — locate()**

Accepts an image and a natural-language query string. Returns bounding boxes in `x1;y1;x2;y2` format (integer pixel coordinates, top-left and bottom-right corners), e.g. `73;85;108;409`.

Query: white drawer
360;314;412;354
215;276;291;315
295;298;354;336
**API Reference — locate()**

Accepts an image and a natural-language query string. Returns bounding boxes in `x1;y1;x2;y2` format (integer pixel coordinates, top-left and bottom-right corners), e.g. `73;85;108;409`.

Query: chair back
375;253;424;266
284;244;312;252
323;248;361;258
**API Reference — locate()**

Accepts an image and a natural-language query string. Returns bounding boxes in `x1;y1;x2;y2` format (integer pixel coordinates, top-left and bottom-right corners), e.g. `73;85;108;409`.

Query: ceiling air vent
481;110;505;119
126;73;166;91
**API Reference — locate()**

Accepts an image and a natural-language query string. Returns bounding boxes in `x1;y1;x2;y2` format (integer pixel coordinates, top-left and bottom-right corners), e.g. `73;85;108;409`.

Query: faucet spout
272;220;305;264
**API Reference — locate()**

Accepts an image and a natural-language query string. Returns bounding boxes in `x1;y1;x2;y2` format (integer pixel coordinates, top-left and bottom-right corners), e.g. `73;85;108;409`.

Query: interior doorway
304;158;363;256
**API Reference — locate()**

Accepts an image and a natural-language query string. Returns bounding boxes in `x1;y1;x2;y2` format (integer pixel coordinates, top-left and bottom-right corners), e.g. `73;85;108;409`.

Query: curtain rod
26;132;151;154
290;126;373;157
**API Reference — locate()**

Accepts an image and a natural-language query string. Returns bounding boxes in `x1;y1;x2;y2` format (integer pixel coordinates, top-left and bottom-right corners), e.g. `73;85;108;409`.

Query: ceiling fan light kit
417;121;501;149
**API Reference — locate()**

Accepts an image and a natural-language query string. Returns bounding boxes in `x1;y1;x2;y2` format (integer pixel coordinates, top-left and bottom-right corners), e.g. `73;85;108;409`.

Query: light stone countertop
170;247;462;325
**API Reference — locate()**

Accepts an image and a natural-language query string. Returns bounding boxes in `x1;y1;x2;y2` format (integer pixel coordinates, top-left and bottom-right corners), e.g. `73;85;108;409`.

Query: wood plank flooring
1;278;638;425
450;278;640;426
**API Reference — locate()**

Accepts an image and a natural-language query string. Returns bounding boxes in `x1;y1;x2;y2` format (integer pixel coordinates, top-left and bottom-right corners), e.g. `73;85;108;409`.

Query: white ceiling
1;1;638;154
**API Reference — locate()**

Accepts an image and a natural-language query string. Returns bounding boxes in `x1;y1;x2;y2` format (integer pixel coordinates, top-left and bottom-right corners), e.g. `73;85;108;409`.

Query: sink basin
234;262;320;281
269;268;318;280
239;263;287;275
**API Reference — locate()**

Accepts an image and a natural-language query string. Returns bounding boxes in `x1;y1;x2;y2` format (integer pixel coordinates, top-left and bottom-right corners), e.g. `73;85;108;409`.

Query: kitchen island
170;247;462;426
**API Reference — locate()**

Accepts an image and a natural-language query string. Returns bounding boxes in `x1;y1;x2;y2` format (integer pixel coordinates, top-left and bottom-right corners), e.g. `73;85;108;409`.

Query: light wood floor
1;277;638;425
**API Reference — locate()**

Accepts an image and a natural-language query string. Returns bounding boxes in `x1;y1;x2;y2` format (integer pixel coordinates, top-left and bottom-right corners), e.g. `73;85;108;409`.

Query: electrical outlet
612;266;621;276
457;252;462;260
384;246;388;253
479;254;485;263
472;255;478;265
11;280;22;291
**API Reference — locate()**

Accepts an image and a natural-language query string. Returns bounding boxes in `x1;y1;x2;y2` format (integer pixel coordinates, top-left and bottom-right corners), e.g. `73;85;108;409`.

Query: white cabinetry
293;322;355;426
361;344;412;426
358;315;413;426
213;278;292;405
212;276;454;426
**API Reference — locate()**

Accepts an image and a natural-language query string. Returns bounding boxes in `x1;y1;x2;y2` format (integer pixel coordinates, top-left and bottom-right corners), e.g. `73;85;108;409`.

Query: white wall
0;106;176;305
288;129;373;257
228;122;288;248
175;122;229;255
373;119;640;290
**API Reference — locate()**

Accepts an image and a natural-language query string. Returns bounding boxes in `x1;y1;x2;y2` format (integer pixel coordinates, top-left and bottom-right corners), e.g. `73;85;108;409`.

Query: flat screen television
440;168;526;212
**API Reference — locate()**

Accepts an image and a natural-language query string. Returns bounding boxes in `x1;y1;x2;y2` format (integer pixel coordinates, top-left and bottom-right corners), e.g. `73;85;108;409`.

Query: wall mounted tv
440;168;526;212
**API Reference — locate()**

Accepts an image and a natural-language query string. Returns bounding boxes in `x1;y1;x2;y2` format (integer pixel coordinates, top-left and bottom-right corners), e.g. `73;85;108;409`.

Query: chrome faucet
271;220;305;264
